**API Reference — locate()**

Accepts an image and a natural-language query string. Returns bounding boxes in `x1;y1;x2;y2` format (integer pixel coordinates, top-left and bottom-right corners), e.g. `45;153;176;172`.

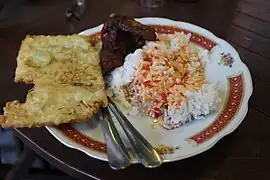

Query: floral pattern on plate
46;18;252;163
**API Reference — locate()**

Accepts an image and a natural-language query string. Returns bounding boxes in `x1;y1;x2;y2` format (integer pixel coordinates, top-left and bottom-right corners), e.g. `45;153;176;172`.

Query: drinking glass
140;0;165;8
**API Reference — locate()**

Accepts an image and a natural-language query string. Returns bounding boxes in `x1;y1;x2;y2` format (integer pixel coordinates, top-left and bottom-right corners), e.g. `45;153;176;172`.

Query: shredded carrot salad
127;34;206;119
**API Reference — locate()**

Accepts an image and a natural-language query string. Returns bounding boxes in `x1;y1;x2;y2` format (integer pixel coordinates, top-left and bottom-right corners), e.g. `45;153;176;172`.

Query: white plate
46;17;253;163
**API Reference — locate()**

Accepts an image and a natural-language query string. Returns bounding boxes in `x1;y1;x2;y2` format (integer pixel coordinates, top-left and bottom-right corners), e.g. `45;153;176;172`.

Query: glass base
140;0;165;8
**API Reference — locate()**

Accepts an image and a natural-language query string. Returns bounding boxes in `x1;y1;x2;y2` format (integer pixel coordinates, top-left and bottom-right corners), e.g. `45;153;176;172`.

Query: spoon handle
108;99;162;168
100;107;131;170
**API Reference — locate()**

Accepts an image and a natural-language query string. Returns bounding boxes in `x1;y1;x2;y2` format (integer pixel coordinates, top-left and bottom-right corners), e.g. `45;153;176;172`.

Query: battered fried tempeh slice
15;35;103;86
0;83;108;128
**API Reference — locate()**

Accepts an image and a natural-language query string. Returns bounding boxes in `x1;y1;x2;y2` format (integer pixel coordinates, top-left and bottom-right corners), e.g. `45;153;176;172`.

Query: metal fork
100;107;131;170
108;98;162;168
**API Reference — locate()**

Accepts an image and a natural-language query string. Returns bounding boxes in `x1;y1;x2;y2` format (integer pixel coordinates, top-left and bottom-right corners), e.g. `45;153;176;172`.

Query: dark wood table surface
1;0;270;179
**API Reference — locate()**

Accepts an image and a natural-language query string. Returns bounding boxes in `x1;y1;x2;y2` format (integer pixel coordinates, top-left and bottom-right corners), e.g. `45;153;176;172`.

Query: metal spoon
100;107;131;170
108;98;162;168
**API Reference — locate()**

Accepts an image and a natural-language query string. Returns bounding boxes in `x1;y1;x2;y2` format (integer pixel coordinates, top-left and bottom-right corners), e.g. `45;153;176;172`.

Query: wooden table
1;0;270;179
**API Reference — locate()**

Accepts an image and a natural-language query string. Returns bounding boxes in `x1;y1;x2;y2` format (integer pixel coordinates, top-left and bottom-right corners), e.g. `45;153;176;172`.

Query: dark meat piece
100;48;124;73
100;14;157;74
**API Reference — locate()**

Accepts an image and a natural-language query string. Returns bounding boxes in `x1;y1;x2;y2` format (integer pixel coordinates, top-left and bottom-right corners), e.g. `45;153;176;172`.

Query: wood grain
249;78;270;116
232;12;270;39
232;44;270;84
228;26;270;58
237;0;270;22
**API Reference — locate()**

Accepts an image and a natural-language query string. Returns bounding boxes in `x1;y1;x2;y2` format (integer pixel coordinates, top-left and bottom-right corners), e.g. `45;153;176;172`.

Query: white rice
107;33;221;129
109;49;143;87
162;83;221;129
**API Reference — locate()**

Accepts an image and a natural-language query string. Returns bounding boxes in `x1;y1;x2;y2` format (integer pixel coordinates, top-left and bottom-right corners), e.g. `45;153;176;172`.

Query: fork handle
100;108;131;170
108;100;162;168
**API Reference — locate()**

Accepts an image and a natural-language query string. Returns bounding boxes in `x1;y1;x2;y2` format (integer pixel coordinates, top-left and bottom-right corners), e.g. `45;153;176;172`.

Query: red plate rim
57;25;244;154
